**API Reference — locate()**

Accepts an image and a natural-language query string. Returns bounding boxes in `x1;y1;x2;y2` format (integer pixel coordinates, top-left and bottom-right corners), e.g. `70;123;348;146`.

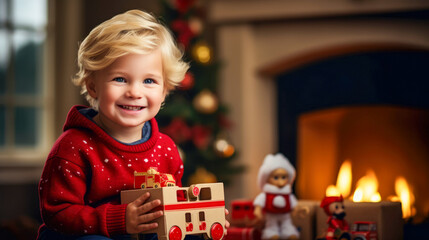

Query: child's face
87;51;165;131
267;168;289;188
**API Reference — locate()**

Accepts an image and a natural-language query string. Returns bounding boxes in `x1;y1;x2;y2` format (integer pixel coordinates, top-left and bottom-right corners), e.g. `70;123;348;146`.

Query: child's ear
162;88;168;100
86;78;97;98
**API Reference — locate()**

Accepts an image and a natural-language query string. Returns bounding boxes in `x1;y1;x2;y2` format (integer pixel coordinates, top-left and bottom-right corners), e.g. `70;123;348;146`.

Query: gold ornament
193;89;218;114
192;42;212;64
188;167;217;185
214;137;235;158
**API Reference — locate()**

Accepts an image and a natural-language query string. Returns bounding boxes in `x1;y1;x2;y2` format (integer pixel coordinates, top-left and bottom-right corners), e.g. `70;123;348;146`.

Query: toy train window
356;224;370;231
199;187;212;201
177;190;188;202
185;213;192;222
199;212;205;221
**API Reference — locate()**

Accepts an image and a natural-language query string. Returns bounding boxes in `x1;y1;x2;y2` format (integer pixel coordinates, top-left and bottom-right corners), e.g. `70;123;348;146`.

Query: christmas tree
157;0;243;186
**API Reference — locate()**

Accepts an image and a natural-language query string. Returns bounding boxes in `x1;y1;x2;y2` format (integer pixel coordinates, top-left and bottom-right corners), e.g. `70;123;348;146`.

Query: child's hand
224;208;230;236
125;192;163;234
224;208;230;227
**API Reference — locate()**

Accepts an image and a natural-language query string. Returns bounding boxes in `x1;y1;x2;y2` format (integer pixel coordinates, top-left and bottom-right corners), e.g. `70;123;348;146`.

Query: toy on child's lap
122;172;226;240
253;153;300;240
134;167;176;189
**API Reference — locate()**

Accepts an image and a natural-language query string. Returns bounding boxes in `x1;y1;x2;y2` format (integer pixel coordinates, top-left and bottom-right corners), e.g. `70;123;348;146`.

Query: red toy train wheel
169;225;182;240
210;222;224;240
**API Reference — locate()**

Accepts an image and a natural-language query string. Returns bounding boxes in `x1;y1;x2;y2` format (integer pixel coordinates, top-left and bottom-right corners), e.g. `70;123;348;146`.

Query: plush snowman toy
253;153;300;240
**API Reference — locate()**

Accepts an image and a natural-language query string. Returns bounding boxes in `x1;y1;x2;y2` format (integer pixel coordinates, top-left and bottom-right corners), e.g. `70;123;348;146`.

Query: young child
37;10;189;240
253;153;300;240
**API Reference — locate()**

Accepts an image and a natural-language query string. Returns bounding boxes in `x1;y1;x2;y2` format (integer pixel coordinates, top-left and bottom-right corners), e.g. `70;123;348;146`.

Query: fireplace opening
276;49;429;222
297;106;429;221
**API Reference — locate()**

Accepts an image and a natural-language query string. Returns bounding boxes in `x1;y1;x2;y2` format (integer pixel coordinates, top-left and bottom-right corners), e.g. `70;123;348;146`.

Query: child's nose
126;83;143;99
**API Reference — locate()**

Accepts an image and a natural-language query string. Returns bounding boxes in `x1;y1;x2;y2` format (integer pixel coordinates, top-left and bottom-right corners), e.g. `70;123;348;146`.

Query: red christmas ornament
171;19;195;49
162;118;192;144
191;125;212;149
174;0;196;14
180;72;195;90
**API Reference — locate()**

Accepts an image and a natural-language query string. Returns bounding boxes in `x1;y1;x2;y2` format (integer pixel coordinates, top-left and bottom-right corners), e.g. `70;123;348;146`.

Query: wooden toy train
121;168;226;240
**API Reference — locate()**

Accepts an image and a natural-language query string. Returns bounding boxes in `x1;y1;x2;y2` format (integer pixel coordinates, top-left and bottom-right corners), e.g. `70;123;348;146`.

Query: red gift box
225;227;261;240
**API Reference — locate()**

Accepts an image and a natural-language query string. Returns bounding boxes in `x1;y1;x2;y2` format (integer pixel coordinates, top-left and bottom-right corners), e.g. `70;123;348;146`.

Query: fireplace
210;0;429;213
275;50;429;221
210;1;429;238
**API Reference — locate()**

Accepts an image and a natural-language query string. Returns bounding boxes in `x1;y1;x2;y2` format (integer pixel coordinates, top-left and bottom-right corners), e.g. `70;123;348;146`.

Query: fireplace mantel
208;0;429;201
209;0;429;23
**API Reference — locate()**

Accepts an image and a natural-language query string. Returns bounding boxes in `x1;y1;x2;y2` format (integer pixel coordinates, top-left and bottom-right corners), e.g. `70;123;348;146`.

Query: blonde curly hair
72;10;189;109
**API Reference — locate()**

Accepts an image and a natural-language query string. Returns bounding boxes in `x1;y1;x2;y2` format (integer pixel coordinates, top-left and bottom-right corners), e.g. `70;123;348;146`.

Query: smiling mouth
119;105;144;111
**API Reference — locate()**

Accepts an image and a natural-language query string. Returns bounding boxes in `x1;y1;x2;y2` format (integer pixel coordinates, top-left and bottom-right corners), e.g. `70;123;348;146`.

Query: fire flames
326;160;416;218
352;170;381;202
326;160;352;198
389;177;416;219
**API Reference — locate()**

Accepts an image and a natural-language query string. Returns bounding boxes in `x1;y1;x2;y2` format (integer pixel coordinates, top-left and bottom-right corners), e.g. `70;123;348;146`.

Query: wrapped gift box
291;200;319;240
316;201;403;240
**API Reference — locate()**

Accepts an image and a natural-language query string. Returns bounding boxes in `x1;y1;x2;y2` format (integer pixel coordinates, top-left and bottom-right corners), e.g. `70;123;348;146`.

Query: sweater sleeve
39;156;127;237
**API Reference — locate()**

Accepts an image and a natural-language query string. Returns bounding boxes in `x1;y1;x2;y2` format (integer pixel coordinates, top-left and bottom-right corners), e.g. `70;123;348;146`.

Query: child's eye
143;78;155;84
113;77;126;83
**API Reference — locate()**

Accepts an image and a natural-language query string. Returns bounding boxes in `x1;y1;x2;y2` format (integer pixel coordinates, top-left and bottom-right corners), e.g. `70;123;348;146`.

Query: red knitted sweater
38;105;183;237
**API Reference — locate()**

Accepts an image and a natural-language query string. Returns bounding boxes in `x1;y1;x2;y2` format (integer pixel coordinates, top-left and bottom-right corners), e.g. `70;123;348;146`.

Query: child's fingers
136;222;159;233
132;192;151;206
224;208;230;236
225;219;230;228
137;210;163;223
138;199;162;215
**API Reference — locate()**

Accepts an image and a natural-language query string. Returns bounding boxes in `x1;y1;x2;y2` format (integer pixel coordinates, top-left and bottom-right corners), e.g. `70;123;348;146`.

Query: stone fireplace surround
208;0;429;202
